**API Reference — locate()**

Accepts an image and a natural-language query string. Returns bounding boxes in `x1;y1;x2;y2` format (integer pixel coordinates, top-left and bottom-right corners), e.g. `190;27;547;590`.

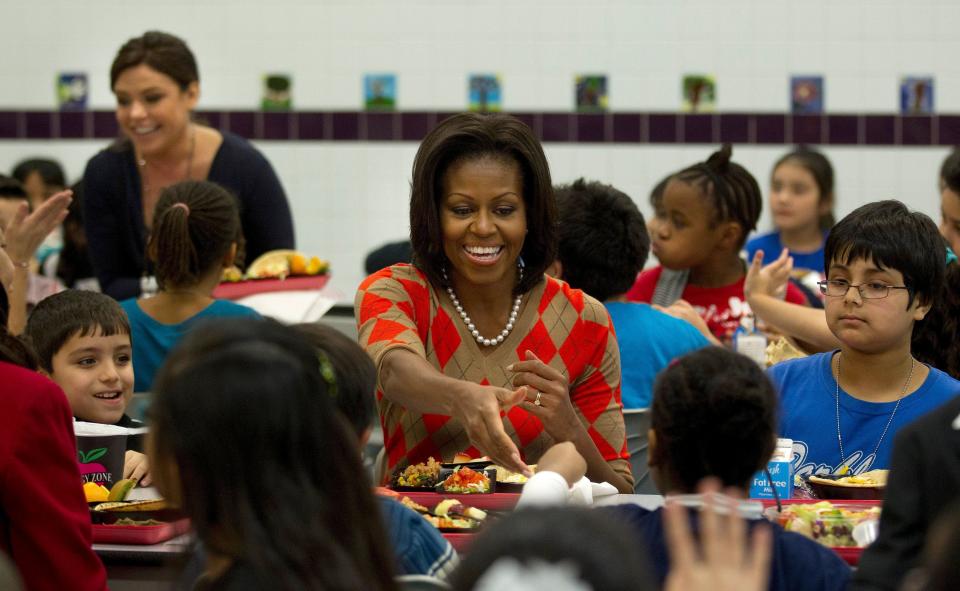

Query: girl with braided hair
627;144;807;342
120;180;259;392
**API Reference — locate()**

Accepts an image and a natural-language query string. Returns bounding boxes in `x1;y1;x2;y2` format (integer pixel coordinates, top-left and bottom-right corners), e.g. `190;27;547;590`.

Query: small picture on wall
682;75;716;113
262;74;292;111
791;76;824;114
365;74;397;110
900;77;934;114
469;74;502;112
57;72;88;110
575;75;608;112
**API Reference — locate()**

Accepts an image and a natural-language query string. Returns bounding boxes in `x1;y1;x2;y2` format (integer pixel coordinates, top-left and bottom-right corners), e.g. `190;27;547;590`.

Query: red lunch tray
397;491;520;511
92;518;191;545
212;274;329;300
760;498;882;566
443;533;475;553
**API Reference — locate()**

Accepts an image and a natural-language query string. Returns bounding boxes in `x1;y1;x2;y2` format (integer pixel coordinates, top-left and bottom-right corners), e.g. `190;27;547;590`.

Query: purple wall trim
0;110;953;147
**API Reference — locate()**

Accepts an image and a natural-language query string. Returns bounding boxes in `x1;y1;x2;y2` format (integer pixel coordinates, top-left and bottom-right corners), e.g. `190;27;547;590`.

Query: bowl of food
765;501;881;548
390;457;442;491
436;466;495;494
805;469;887;500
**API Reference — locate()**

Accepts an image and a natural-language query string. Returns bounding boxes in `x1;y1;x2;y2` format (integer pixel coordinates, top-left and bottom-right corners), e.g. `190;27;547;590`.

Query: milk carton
749;438;793;500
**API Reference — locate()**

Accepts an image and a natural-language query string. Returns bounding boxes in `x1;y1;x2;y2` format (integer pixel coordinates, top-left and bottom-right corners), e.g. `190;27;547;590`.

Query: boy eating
770;200;960;478
25;290;151;484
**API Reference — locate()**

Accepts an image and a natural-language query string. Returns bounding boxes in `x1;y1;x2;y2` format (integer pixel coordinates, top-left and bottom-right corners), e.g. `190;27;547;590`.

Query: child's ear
222;242;238;268
545;259;562;279
912;298;932;321
646;429;660;467
718;221;743;251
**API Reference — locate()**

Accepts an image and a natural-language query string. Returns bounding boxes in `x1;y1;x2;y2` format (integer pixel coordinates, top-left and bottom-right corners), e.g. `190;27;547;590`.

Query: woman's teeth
95;392;121;400
464;246;502;259
134;126;158;135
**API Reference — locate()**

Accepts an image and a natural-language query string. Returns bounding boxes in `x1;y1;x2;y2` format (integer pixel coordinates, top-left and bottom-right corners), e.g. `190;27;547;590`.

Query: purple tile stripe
4;109;959;146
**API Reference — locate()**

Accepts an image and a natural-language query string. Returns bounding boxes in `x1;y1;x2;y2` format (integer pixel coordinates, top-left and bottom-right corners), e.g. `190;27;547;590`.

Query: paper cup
75;422;129;487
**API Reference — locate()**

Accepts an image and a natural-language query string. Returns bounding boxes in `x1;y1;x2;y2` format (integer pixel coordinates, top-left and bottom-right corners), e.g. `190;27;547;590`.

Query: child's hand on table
124;450;152;486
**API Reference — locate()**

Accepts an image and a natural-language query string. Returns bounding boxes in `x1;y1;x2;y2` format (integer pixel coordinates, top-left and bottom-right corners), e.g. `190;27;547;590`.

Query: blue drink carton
749;438;793;500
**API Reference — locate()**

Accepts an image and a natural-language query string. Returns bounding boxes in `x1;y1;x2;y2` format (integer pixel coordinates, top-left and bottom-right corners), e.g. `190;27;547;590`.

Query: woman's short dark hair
673;144;762;249
110;31;199;90
912;253;960;379
555;178;649;301
11;158;66;190
151;318;396;591
409;113;557;295
824;200;944;309
651;347;777;491
450;507;654;591
772;147;836;231
939;148;960;193
148;180;243;290
293;322;377;439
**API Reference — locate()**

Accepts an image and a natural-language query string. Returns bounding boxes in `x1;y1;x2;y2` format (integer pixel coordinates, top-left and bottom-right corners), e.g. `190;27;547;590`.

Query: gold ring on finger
534;390;542;406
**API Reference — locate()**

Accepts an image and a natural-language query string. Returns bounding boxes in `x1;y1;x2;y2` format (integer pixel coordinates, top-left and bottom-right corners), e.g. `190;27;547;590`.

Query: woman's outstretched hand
449;381;531;476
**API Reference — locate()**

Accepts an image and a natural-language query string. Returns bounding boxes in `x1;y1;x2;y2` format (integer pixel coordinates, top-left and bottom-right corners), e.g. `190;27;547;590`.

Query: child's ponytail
148;180;244;291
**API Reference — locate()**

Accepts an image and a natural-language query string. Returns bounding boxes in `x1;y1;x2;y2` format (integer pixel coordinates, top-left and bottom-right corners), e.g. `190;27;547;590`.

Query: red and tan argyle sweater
356;264;632;485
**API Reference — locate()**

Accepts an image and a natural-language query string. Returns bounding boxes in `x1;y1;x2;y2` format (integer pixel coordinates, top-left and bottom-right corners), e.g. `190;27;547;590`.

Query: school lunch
769;501;881;548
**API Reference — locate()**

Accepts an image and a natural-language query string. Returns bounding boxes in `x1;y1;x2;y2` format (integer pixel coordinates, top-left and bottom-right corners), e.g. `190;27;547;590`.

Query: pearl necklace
834;353;915;470
442;265;522;347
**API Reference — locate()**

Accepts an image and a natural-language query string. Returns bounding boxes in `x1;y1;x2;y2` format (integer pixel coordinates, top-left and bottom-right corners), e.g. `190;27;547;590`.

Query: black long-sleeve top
82;132;295;300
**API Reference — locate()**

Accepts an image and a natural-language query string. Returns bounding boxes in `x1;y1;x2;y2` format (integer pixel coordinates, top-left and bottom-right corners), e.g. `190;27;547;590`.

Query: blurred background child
120;180;259;392
746;147;836;306
627;145;807;343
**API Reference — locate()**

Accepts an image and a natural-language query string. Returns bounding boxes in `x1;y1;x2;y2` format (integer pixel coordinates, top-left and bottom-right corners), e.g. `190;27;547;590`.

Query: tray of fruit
214;250;330;300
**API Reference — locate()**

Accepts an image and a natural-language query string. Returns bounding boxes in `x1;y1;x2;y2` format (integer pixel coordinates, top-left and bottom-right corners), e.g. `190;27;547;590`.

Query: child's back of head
554;178;649;301
0;174;28;230
152;317;397;591
292;322;377;441
149;180;243;290
25;290;133;424
650;347;777;492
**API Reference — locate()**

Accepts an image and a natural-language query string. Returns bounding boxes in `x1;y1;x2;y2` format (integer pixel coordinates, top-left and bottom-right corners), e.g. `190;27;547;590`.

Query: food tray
212;274;329;300
91;518;190;545
760;499;881;566
400;492;520;511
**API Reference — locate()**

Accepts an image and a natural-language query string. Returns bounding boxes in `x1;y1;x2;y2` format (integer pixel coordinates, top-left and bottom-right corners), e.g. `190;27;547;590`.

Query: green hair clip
948;246;957;266
317;350;338;398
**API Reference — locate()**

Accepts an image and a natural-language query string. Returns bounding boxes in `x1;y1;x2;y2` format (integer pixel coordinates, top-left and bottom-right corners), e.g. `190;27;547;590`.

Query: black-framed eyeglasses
817;279;911;299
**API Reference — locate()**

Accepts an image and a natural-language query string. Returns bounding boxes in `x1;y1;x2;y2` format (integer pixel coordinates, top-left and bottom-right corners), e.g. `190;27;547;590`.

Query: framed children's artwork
365;74;397;111
262;74;292;111
900;77;934;114
469;74;502;112
57;72;88;110
791;76;824;114
682;75;716;113
575;75;608;112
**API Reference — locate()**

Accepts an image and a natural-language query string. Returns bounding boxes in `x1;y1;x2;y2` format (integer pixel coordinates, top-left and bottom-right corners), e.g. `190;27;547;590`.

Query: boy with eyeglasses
769;200;960;478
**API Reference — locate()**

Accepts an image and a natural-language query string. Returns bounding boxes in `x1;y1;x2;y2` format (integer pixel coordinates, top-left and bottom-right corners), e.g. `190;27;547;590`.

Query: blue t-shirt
605;302;710;408
604;504;850;591
769;352;960;478
746;231;826;275
120;298;261;392
377;497;458;579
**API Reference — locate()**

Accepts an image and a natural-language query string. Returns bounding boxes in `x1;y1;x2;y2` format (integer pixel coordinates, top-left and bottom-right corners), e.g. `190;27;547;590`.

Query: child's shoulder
745;231;782;256
625;266;663;303
209;299;262;318
767;351;831;380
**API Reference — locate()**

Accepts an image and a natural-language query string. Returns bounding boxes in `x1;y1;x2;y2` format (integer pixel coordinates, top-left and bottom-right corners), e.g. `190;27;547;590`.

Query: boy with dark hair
553;178;709;409
25;289;151;483
770;200;960;477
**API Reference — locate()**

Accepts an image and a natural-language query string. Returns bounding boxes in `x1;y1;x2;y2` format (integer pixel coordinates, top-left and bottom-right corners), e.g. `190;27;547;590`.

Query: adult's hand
509;350;582;443
449;381;530;476
0;226;12;294
744;248;793;300
663;479;772;591
3;189;72;266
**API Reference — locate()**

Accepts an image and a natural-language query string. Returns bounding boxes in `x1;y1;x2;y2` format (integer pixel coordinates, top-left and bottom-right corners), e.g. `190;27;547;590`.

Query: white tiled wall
1;0;955;299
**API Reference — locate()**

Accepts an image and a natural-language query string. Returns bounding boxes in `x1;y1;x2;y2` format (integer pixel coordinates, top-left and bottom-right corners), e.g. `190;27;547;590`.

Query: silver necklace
834;353;915;469
137;124;196;201
442;264;522;347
